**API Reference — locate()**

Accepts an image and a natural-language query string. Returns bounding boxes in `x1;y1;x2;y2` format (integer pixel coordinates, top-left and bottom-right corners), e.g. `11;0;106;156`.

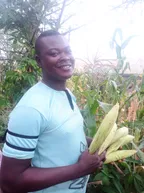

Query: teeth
60;65;71;70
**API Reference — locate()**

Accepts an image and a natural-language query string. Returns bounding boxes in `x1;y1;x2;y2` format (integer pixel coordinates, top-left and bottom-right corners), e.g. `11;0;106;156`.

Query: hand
77;150;106;175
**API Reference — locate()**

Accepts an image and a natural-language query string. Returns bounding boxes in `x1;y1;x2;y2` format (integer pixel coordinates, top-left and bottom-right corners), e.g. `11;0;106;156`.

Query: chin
59;72;74;80
60;74;73;81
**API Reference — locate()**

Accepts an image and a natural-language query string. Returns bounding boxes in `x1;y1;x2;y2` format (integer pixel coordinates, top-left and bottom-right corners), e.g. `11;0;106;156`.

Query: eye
49;52;59;57
48;50;59;57
52;53;58;57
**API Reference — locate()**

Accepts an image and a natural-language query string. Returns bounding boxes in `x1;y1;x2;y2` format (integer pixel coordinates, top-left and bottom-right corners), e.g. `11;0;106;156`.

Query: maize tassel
98;123;117;155
89;103;119;154
106;135;135;155
104;150;137;164
110;127;129;145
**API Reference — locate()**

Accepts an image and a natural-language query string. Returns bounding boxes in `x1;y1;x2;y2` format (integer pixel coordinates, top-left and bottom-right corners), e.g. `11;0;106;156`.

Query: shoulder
9;106;47;134
17;81;52;104
14;82;54;120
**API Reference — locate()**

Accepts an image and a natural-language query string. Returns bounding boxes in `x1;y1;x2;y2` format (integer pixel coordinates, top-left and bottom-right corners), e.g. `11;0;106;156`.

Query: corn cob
110;127;129;145
106;135;134;155
89;103;119;154
98;123;117;155
104;150;137;164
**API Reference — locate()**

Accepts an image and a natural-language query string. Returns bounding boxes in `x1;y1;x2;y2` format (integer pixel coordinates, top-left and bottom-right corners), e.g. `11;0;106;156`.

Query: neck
42;78;66;91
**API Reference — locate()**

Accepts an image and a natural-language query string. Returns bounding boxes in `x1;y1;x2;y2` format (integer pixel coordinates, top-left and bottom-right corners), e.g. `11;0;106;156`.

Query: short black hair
35;30;61;55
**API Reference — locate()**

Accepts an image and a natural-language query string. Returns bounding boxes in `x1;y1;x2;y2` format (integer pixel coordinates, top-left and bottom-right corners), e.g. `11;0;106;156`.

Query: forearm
2;164;84;193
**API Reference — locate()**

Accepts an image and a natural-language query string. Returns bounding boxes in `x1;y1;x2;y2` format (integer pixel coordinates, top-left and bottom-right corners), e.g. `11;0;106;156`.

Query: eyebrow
48;46;71;51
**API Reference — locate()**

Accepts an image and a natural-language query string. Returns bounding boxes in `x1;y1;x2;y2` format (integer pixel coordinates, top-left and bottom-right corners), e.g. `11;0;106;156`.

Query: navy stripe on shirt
7;130;39;139
64;90;74;110
6;140;35;152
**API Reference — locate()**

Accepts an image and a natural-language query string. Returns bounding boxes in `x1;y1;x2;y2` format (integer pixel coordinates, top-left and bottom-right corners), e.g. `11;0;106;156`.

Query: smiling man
0;30;105;193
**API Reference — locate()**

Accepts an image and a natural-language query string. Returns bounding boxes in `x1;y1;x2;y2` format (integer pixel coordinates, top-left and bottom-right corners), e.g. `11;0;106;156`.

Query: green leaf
117;59;124;72
122;62;131;74
111;169;121;180
125;157;142;164
97;100;113;113
112;28;123;44
134;178;143;193
112;178;124;193
121;35;137;49
139;140;144;149
102;176;110;186
0;97;8;108
93;173;104;181
120;161;131;172
127;174;134;184
102;186;117;193
132;142;144;163
134;174;144;183
116;45;122;59
110;80;118;90
90;100;99;115
134;128;141;144
102;165;109;176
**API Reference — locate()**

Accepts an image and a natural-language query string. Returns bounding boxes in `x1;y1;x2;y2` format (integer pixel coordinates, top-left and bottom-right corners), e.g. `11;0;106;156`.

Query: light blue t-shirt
3;81;89;193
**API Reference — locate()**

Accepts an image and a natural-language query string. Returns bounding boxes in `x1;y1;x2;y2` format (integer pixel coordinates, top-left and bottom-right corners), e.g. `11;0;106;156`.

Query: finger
98;161;103;168
99;151;106;161
94;150;99;156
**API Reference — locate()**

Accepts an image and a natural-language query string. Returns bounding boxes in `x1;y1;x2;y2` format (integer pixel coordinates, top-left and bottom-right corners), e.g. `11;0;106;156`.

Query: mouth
55;63;73;71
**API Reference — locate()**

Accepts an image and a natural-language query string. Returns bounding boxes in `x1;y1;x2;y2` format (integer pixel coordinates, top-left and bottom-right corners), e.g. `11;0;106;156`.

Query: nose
60;51;71;61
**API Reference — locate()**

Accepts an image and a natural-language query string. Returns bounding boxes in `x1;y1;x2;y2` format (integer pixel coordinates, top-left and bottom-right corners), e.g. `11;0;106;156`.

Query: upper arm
0;107;46;192
2;106;46;159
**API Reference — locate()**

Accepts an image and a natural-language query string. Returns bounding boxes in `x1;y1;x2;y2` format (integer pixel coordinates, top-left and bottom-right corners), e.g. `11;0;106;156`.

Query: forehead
39;35;70;51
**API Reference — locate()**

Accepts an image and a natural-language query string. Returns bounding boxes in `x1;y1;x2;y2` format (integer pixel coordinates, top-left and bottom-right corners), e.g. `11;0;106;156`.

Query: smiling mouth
55;64;73;71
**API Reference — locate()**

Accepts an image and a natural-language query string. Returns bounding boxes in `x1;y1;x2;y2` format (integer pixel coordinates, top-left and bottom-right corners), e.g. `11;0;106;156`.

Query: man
0;30;105;193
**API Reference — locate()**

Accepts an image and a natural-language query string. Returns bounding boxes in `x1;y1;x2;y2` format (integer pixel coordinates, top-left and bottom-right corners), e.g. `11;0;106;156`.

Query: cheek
42;57;58;68
46;57;57;64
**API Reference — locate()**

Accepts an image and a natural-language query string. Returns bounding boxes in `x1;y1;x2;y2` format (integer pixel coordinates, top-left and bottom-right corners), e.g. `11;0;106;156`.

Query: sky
65;0;144;73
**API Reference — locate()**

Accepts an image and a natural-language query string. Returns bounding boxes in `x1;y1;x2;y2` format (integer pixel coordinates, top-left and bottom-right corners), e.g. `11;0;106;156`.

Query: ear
35;55;42;68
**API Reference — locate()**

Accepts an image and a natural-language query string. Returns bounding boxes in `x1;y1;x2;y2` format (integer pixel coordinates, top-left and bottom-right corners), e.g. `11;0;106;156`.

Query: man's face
36;35;75;81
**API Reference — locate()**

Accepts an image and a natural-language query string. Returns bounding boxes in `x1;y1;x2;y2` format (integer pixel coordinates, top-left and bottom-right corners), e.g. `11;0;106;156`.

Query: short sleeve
2;106;46;159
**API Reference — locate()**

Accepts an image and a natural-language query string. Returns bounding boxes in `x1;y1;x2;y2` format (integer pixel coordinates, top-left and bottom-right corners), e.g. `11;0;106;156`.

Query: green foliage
1;57;41;104
0;108;10;138
0;0;78;45
69;29;144;193
87;156;144;193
